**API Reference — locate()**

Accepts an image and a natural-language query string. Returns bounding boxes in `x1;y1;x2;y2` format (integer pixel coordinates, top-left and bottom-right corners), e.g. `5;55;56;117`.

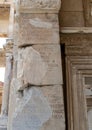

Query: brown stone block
17;45;63;87
60;11;84;27
18;14;60;46
61;0;83;11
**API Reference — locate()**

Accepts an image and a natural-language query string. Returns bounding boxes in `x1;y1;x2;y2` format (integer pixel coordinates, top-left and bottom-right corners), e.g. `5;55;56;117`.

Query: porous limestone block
17;45;63;88
12;85;65;130
18;13;59;46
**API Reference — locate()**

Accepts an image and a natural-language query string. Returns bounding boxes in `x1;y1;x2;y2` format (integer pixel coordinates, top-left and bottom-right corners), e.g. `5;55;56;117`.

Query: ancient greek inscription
41;85;64;119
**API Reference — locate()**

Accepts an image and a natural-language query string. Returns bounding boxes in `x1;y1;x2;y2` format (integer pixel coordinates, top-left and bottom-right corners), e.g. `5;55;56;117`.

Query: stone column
8;0;65;130
8;1;14;38
0;39;13;130
1;54;12;116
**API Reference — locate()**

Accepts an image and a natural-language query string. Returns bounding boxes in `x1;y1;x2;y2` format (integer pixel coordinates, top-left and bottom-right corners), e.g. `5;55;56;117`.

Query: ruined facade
0;0;92;130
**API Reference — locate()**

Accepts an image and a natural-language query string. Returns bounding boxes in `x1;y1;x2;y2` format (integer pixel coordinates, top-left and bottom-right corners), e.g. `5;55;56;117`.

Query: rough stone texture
20;0;61;9
60;12;84;27
11;86;65;130
61;34;92;56
61;0;83;11
7;0;65;130
7;79;21;130
1;54;13;116
12;87;52;130
15;0;61;13
17;45;62;88
40;85;65;130
7;22;19;130
60;0;84;27
17;14;59;46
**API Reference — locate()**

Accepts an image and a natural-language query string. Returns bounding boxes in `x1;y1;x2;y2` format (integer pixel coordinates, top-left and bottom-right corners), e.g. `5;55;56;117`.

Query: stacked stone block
8;0;65;130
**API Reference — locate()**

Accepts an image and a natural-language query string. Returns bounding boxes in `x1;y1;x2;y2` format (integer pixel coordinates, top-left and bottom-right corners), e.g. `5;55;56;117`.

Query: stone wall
7;0;65;130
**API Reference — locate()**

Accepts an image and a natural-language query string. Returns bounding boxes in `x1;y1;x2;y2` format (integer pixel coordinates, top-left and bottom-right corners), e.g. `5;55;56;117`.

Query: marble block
17;14;59;46
12;85;65;130
17;45;63;88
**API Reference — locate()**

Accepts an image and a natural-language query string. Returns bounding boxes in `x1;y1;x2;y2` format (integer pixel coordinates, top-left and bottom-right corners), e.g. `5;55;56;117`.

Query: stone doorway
60;34;92;130
65;56;92;130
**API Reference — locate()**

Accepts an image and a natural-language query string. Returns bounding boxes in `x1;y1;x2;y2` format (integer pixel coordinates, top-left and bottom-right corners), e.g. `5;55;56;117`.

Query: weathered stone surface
12;87;52;130
1;53;13;116
20;0;61;9
7;1;64;130
15;0;61;13
60;12;84;27
7;79;22;130
17;14;59;46
60;34;92;45
17;45;62;88
40;85;65;130
61;0;83;11
11;85;65;130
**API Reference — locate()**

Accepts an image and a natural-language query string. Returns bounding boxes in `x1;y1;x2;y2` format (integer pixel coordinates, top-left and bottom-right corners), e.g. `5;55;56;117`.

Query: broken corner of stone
7;0;65;130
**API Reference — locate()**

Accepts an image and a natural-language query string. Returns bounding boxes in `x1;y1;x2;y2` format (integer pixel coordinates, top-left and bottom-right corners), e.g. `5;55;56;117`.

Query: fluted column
1;53;12;116
0;39;13;130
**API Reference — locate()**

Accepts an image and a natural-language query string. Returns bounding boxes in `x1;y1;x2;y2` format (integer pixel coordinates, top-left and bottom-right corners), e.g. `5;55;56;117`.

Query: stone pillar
8;0;65;130
1;54;12;116
0;39;13;130
8;1;14;38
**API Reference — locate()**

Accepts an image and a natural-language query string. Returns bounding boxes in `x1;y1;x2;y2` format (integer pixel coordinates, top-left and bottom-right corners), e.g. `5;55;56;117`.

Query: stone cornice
0;2;11;8
61;33;92;45
60;33;92;56
15;0;61;14
60;27;92;33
